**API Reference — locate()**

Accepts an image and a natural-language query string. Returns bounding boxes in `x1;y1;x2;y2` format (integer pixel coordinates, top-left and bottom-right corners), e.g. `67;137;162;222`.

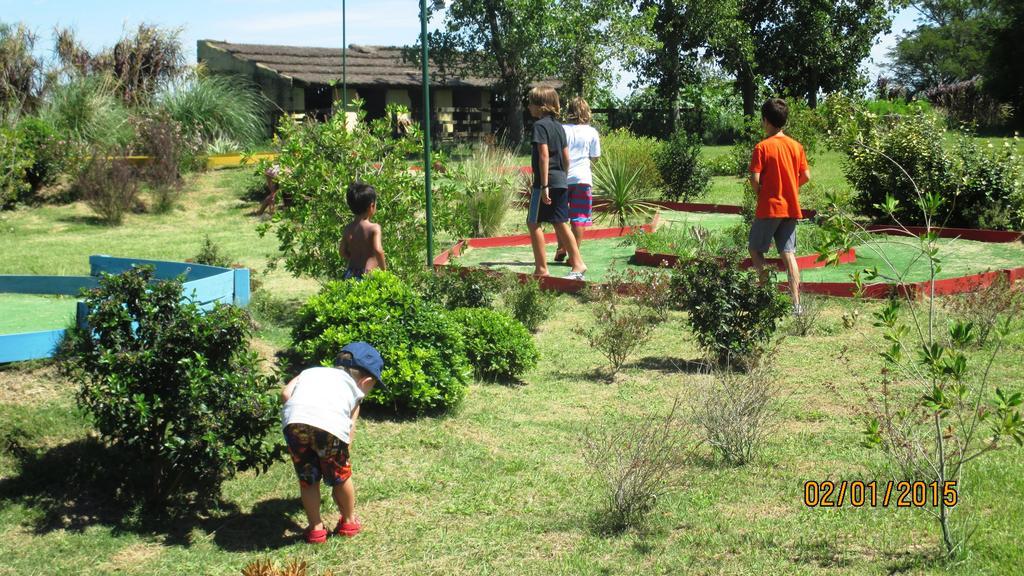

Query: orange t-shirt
749;133;807;219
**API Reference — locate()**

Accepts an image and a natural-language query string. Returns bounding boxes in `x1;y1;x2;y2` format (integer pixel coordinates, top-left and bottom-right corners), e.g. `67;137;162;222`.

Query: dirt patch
0;363;71;405
95;541;164;573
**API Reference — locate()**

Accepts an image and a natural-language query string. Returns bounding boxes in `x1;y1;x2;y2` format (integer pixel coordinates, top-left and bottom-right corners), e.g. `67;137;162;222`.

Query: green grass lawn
1;166;1023;575
0;294;79;335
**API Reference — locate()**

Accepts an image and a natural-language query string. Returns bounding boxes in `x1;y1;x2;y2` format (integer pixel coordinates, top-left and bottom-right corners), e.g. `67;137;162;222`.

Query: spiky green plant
158;72;267;146
592;154;658;228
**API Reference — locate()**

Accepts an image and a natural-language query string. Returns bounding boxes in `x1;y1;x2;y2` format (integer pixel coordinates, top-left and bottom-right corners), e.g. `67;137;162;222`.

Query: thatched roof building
198;40;501;139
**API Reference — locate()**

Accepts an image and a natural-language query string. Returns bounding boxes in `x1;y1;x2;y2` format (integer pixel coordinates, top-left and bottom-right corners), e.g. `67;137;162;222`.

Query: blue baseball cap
335;341;385;386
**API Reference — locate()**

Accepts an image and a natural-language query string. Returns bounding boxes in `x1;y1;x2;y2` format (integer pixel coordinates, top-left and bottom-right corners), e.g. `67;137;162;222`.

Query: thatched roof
199;40;498;88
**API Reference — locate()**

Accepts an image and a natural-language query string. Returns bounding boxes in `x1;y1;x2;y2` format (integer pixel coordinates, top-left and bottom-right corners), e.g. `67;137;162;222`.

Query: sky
2;0;919;97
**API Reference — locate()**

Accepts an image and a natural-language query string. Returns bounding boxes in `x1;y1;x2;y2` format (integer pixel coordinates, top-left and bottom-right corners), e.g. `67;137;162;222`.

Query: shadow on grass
0;437;299;551
56;214;109;226
629;356;710;374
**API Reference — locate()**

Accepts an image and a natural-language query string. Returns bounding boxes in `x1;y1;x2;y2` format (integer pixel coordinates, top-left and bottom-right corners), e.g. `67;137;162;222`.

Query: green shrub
158;73;267;146
60;266;279;505
593;153;658;228
414;266;501;310
672;252;789;367
133;113;188;212
438;144;523;238
600;129;665;194
74;148;141;225
192;234;234;268
42;76;134;148
500;276;553;333
16;116;66;193
656;130;710;202
0;127;32;208
843;108;1024;229
449;307;538;381
261;102;429;278
292;271;470;414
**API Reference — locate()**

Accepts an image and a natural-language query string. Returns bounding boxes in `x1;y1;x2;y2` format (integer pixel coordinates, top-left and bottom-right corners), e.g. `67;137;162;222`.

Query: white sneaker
564;271;585;281
792;304;804;317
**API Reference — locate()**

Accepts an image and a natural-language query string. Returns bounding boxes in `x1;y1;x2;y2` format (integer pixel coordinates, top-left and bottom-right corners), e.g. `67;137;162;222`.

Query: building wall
386;89;412;109
198;41;301;134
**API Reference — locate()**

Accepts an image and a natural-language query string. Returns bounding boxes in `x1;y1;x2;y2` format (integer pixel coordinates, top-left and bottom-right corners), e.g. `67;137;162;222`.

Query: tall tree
628;0;721;132
986;0;1024;128
0;22;48;122
553;0;638;99
763;0;894;107
421;0;559;148
889;0;1001;92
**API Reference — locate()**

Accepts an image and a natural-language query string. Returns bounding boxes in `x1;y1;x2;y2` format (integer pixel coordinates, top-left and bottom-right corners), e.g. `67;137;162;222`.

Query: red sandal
334;519;362;538
305;527;328;544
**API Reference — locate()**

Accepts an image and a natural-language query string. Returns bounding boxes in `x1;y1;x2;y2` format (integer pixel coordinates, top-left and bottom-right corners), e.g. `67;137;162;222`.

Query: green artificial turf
0;294;78;335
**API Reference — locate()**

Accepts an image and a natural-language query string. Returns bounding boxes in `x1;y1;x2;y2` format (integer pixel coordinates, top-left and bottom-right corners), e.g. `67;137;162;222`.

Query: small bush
694;360;779;466
449;307;538;381
705;151;737;177
656;130;710;202
192;234;234;268
415;266;501;310
592;153;658;228
672;252;789;368
584;277;662;374
134;113;187;213
581;397;693;532
60;266;279;505
439;144;523;238
74;149;141;224
292;271;470;414
600;129;665;194
16;116;66;194
500;276;553;333
942;275;1023;347
0;127;32;208
787;292;823;337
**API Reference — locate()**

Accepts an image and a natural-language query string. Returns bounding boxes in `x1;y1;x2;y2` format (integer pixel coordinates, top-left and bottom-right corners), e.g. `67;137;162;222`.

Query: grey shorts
749;218;797;254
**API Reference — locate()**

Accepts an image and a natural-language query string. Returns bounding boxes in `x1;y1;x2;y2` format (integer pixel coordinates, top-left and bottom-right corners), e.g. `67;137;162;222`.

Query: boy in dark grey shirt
526;86;587;280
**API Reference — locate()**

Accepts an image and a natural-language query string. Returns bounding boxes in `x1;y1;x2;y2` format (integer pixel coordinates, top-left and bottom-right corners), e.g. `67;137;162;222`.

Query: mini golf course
440;205;1024;297
0;294;79;335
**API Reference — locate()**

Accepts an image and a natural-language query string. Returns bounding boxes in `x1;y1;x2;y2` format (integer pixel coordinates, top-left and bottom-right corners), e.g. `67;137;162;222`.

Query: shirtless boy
340;181;386;280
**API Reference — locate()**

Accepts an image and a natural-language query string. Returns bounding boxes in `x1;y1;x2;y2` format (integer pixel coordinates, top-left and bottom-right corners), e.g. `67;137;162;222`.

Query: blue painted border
0;256;251;363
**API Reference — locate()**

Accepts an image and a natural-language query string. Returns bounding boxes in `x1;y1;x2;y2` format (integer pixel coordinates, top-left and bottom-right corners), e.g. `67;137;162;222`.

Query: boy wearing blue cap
281;341;385;543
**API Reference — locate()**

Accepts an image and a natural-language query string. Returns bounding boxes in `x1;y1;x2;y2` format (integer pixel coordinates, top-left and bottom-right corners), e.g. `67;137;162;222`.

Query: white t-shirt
282;366;364;443
563;123;601;185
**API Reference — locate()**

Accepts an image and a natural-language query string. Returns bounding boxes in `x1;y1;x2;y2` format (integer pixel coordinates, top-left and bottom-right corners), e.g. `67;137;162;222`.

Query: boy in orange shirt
748;98;810;315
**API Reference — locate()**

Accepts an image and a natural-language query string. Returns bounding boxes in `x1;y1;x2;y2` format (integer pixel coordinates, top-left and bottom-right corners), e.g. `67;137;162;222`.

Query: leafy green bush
414;266;501;310
449;307;538;381
0;127;32;208
843;108;1024;229
158;73;267;147
500;276;553;333
16;116;66;193
60;266;279;505
656;130;710;202
672;252;789;367
192;234;234;268
261;102;428;277
292;271;470;414
600;129;664;194
584;275;664;374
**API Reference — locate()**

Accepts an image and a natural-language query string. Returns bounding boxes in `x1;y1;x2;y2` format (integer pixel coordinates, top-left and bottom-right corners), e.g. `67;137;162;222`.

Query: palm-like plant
592;155;659;228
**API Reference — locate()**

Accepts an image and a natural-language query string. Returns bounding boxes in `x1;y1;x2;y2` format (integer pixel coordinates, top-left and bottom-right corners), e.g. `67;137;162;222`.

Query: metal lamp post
421;0;445;267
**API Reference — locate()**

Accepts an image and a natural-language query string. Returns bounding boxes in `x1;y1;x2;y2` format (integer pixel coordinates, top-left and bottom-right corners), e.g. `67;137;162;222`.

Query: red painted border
632;248;856;270
866;224;1023;243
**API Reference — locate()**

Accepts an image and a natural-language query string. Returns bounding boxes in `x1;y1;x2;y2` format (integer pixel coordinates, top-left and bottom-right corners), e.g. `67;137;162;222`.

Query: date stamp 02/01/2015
803;480;960;508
